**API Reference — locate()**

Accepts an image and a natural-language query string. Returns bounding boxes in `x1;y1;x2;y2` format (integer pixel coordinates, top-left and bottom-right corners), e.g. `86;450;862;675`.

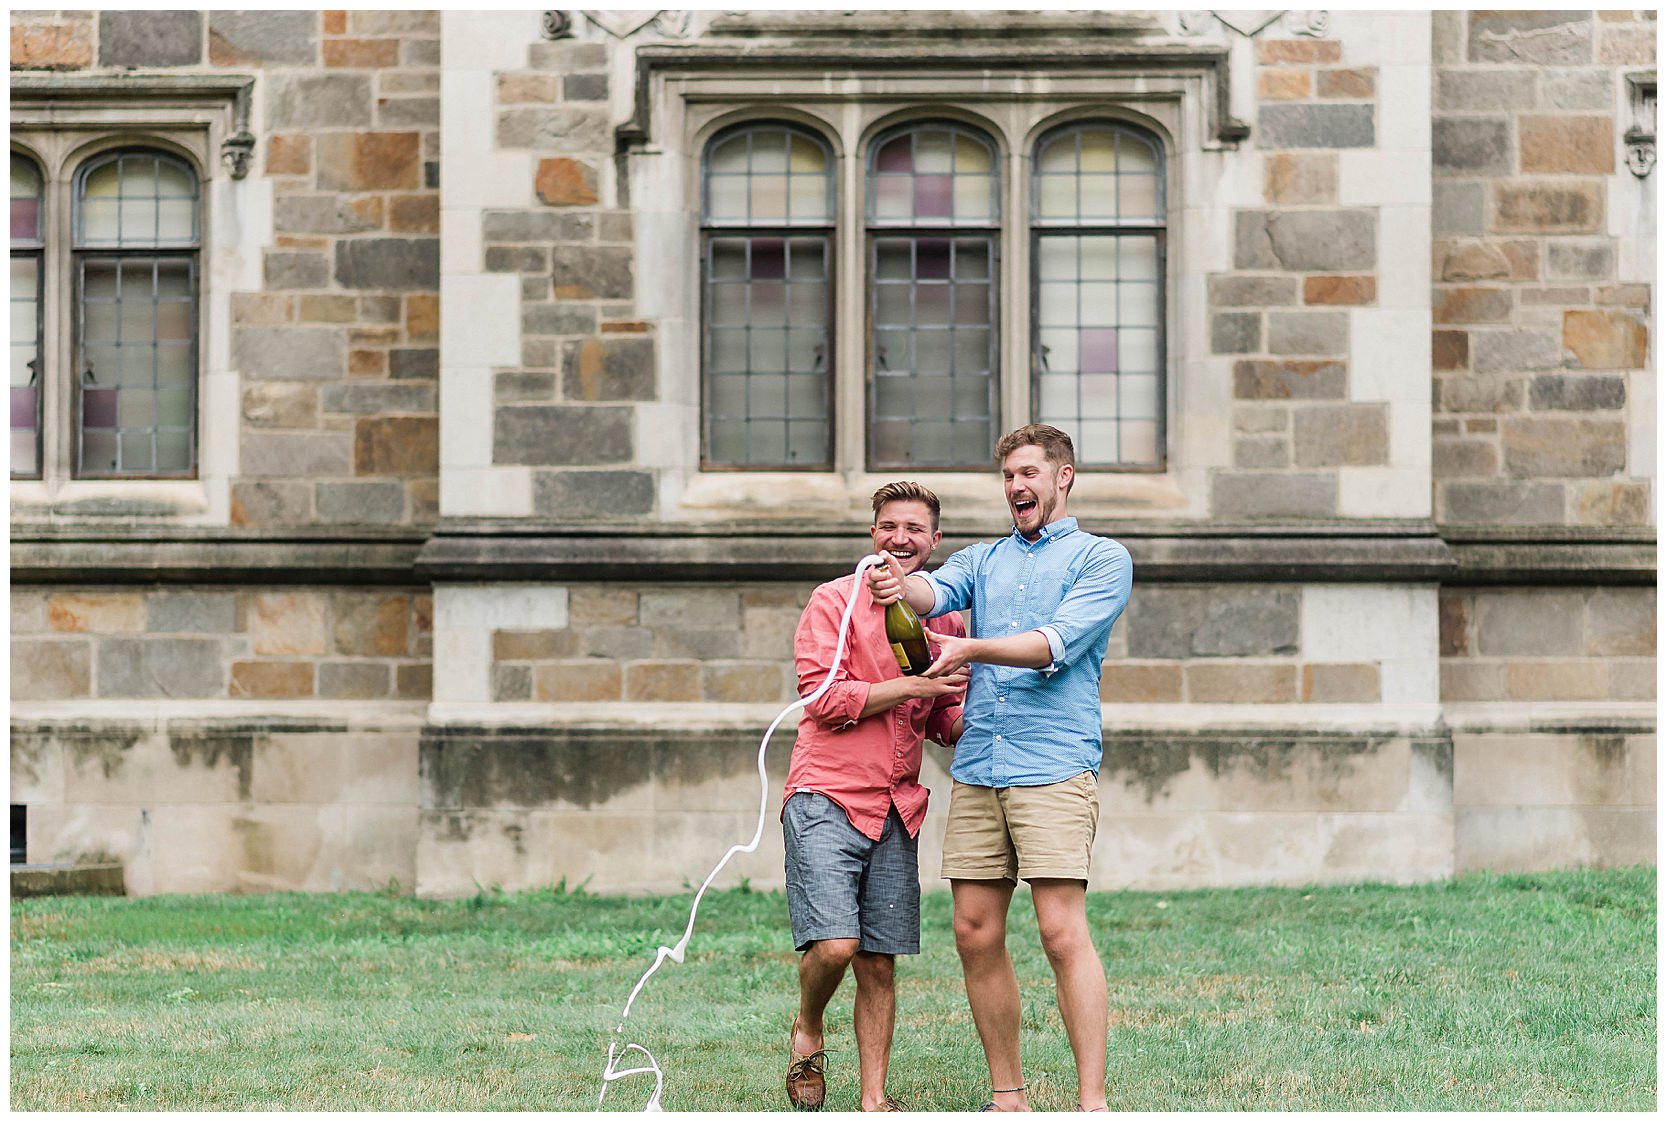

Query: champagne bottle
884;576;932;677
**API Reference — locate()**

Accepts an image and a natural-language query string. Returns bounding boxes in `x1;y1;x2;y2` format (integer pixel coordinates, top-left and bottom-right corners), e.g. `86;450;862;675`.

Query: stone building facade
10;10;1655;896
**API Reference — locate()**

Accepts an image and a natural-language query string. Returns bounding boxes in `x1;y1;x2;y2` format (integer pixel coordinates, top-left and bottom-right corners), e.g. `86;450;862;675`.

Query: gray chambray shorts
782;792;921;955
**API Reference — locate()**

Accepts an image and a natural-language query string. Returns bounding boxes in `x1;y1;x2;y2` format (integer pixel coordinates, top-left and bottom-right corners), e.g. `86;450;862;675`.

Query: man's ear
1058;463;1075;491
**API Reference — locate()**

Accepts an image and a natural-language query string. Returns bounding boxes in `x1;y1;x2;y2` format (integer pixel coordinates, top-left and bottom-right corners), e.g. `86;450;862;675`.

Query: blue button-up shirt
922;517;1132;788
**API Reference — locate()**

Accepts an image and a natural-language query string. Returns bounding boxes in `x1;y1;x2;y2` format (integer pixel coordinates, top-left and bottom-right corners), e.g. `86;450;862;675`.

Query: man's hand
908;666;968;699
921;628;976;678
865;551;904;605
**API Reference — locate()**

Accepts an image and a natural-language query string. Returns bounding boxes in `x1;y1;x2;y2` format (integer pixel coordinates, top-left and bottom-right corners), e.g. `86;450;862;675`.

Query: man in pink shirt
782;481;968;1112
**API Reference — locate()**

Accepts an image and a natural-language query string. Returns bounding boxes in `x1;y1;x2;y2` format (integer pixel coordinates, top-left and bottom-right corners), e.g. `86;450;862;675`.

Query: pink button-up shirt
782;575;965;841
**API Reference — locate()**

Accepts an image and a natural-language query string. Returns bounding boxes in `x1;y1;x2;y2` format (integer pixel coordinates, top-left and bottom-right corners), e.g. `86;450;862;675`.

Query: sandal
979;1084;1026;1111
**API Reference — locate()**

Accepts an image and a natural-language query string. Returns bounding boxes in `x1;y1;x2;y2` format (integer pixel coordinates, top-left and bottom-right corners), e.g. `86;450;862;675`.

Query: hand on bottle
866;551;904;605
921;629;974;679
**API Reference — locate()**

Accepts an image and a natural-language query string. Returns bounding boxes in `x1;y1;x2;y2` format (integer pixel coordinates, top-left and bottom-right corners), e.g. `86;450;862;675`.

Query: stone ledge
1441;526;1656;586
10;528;425;585
10;862;125;898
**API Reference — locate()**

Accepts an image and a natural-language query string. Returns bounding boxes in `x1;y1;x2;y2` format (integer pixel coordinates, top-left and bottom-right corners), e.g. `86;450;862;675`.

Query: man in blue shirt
866;424;1131;1113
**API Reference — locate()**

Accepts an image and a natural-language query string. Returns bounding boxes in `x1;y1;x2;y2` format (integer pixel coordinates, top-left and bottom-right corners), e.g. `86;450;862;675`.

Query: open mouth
1012;498;1037;520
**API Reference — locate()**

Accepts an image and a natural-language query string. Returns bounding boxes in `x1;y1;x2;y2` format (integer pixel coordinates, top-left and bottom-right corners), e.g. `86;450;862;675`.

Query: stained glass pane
704;124;833;227
77;151;200;247
868;122;998;225
12;154;42;244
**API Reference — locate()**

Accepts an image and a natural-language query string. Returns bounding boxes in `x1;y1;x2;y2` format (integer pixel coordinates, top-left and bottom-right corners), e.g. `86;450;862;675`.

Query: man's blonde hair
995;424;1075;492
870;480;941;531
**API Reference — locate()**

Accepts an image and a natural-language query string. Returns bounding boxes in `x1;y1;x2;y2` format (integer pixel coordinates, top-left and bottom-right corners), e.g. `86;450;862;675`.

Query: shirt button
1018;584;1025;590
1010;620;1018;628
999;696;1006;702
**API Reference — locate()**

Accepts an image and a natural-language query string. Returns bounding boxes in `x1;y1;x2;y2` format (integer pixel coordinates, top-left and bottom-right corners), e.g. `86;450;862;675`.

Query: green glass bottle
885;592;931;676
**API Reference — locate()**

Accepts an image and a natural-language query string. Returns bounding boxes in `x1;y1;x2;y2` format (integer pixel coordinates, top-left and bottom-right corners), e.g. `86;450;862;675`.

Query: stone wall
1430;9;1654;527
1439;585;1654;702
11;587;432;701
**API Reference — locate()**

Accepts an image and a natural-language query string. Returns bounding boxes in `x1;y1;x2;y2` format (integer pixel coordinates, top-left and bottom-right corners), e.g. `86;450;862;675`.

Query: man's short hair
995;424;1075;491
870;480;941;531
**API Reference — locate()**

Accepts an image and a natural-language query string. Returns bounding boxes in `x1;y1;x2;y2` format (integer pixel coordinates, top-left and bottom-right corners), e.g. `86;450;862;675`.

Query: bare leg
1030;879;1107;1111
796;937;860;1054
850;951;896;1110
951;879;1029;1112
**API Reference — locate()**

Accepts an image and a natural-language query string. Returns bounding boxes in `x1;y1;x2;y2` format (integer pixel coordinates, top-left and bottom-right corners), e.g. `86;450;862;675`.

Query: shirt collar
1011;516;1079;546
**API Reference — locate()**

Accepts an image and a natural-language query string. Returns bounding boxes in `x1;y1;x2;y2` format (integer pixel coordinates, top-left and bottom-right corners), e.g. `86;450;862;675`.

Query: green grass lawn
10;866;1656;1111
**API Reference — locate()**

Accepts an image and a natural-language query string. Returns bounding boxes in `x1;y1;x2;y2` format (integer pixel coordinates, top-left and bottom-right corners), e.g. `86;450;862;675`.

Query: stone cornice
8;526;425;585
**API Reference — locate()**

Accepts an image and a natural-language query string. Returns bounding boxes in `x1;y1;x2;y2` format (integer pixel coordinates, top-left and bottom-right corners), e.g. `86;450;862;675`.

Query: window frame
11;150;46;480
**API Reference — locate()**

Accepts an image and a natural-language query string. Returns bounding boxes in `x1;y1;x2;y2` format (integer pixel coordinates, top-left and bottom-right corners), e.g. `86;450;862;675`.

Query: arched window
867;121;1000;469
1031;122;1165;468
11;153;44;478
701;123;835;469
72;148;200;477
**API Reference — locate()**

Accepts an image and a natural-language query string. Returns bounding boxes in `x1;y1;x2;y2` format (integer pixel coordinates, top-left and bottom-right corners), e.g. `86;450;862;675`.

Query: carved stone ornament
1285;10;1330;37
540;11;574;40
1625;73;1656;179
220;130;255;180
584;10;665;39
1177;10;1329;38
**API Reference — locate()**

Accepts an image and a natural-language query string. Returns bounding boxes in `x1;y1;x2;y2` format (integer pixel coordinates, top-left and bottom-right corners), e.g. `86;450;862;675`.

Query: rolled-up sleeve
1039;541;1132;673
921;543;986;618
794;586;871;727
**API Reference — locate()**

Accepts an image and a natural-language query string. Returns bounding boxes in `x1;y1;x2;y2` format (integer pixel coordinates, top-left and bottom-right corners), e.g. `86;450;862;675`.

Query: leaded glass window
72;149;199;477
867;122;999;469
701;123;835;468
11;153;43;478
1031;122;1165;468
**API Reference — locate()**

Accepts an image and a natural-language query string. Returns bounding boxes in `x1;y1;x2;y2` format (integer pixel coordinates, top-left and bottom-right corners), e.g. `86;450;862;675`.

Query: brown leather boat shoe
786;1018;827;1111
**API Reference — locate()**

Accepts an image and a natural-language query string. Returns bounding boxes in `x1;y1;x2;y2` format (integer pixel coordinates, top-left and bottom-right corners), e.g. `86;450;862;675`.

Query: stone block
252;593;327;657
703;662;786;703
147;592;238;635
1432;117;1511;176
1492;182;1603;234
481;211;596;242
210;11;317;66
1540;68;1613;110
571;588;640;627
317;132;422;191
499;74;558;103
1440;481;1564;524
298;295;359;324
1433;182;1485;235
1301;663;1381;702
354;417;438;475
1501;417;1626;477
1468;10;1593;64
319;662;390;700
1258;68;1311;101
1267;311;1347;355
1575;482;1651;526
1315;67;1375;99
389;348;439;380
1210;312;1261;354
1302;276;1375;305
532;470;655;517
1187;662;1297;703
396;664;433;699
561;337;656;401
406;295;439;341
265;75;371;129
232;293;296;326
263;251;330;290
551;246;634;300
1438;372;1523;412
320;382;435;415
563;73;609;102
496;371;557;403
11;590;47;634
1439;593;1471;657
98;639;226;698
1233;359;1347;400
1528;374;1626;411
1470;329;1564;373
12;640;92;700
1520;115;1616;174
531;661;622;702
651;628;742;659
1546;240;1615;280
1099;662;1183;703
1598;24;1656;64
494;405;634;466
492;629;581;660
47;593;144;634
240;432;353;476
523;304;598;336
1125;586;1299;660
1586;588;1655;657
1211;472;1338;519
1474;589;1586;656
350;10;439;33
639;589;742;631
388;194;438;234
1233;435;1288;469
267;134;311;176
231;481;313;526
1609;661;1655;701
98;10;201;67
497;107;611;152
1438;240;1538;283
323;37;400;68
241;383;318;430
234;326;344;381
10;20;93;70
1256;38;1342;64
536;157;600;206
624;661;702;702
317;481;406;524
1257;104;1375;149
334;238;439;290
1233;404;1289;434
1292;404;1389;466
580;627;654;660
1506;660;1609;700
492;664;533;701
1208;275;1297;307
1562;310;1648;370
230;661;315;699
1440;660;1506;701
1432;287;1513;325
1263;153;1337;205
486;247;549;274
1433;437;1499;477
1433;331;1470;372
1435;70;1537;111
1235;210;1375;271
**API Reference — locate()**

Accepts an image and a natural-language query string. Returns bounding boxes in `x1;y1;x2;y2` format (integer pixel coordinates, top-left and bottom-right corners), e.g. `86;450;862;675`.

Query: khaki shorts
941;771;1100;883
